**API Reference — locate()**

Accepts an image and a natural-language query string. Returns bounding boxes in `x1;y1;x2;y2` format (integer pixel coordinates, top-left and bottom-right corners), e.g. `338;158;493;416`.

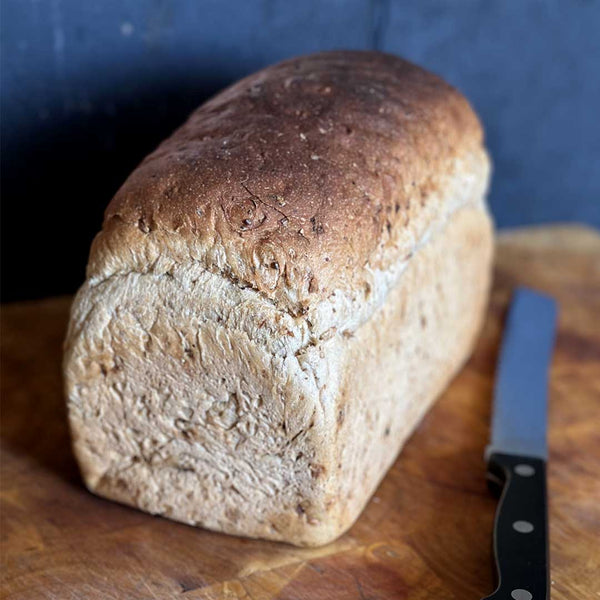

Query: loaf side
65;201;491;546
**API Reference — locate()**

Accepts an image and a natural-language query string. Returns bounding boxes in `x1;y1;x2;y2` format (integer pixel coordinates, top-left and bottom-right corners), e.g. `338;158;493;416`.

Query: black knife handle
482;452;549;600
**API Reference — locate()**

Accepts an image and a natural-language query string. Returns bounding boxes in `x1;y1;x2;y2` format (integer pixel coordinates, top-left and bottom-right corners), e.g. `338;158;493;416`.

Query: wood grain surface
1;225;599;600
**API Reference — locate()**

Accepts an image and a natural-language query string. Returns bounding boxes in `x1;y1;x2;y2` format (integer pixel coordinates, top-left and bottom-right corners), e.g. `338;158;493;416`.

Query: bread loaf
64;50;493;546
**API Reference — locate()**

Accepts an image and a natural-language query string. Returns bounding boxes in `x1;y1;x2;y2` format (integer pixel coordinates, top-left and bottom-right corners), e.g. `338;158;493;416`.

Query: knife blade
482;287;557;600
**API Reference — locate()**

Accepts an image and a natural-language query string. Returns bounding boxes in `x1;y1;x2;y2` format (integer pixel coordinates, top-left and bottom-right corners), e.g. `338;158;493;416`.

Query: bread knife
482;288;557;600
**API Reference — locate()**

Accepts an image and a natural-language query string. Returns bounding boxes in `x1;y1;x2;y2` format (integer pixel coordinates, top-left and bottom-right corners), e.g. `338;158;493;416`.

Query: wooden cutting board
1;225;599;600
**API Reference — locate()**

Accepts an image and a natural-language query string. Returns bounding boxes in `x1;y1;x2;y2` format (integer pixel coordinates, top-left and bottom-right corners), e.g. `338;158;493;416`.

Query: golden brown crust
89;50;485;312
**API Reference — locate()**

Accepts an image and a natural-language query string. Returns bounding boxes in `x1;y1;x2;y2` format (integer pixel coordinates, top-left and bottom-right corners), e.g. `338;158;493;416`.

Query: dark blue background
2;1;599;300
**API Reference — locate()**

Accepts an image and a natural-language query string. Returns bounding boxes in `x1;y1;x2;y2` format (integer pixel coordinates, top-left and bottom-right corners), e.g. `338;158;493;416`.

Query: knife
482;288;557;600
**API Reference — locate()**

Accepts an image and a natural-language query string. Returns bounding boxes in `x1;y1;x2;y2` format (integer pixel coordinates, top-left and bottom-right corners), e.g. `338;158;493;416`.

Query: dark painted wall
2;0;599;300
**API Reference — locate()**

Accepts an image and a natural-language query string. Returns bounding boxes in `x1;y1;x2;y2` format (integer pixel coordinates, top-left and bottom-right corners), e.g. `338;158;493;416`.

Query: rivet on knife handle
482;288;557;600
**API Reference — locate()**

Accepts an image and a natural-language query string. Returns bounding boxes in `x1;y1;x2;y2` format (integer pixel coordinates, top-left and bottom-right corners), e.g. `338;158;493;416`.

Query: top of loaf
89;50;487;322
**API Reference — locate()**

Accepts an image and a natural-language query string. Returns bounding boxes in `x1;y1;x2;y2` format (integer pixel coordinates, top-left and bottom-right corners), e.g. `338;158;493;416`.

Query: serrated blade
486;287;558;461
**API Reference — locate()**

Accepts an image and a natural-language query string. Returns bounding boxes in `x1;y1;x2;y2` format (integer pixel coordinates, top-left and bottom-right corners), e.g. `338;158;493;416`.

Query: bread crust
88;50;485;316
65;51;493;546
